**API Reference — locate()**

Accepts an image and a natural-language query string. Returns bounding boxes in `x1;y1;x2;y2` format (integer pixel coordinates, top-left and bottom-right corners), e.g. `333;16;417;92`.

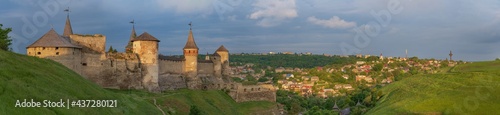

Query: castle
26;14;275;102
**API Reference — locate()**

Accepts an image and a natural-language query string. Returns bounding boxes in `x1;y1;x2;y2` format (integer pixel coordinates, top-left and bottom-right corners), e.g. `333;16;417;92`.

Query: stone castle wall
232;84;276;102
158;74;187;90
69;34;106;53
203;83;276;102
142;63;159;92
159;60;184;74
79;53;144;89
197;62;214;74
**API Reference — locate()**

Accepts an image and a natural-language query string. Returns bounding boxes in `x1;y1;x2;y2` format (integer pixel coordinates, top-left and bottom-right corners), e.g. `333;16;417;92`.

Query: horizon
1;0;499;61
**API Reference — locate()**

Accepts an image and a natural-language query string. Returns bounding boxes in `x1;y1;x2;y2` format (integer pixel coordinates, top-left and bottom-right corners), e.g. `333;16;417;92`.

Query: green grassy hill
0;50;275;115
111;89;277;115
367;61;500;114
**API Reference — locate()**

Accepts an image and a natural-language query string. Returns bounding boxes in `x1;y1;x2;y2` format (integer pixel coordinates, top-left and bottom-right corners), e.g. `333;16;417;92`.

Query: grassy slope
0;50;275;115
0;50;162;114
367;61;500;115
111;89;277;115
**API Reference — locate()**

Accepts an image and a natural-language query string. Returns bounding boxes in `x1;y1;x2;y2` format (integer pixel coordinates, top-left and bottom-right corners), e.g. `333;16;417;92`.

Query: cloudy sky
1;0;499;61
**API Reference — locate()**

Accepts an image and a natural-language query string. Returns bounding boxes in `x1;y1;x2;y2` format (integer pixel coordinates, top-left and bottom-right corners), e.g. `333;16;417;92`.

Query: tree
289;102;303;114
306;106;321;115
441;61;449;68
0;24;13;51
372;63;383;71
108;46;117;53
258;77;269;82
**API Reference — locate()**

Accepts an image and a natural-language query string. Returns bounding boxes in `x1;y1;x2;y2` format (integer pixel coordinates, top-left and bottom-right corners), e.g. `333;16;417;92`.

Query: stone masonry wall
203;83;277;102
158;74;187;90
197;62;214;74
79;53;143;89
69;34;106;53
132;41;158;64
232;84;276;102
159;60;184;74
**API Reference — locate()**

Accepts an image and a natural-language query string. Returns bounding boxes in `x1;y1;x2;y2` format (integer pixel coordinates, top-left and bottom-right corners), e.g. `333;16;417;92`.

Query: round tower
131;32;160;64
183;27;199;74
215;45;229;63
215;45;231;77
131;32;160;91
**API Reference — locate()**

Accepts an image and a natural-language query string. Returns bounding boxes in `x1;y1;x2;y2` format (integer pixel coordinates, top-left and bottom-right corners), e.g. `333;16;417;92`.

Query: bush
189;105;202;115
232;77;243;82
258;77;269;82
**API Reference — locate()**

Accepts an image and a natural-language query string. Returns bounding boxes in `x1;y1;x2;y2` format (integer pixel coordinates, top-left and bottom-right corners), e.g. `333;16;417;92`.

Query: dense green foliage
0;24;12;51
0;50;276;115
276;85;383;114
230;54;356;68
366;61;500;114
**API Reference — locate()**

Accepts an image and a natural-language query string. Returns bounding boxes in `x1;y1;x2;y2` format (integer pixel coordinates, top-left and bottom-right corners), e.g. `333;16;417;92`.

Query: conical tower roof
131;32;160;42
125;25;136;51
27;29;80;48
129;25;137;41
216;45;228;52
183;30;198;50
332;102;340;110
63;15;73;37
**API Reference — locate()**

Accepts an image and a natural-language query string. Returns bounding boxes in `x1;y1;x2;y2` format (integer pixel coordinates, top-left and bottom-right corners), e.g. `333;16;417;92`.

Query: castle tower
131;32;159;64
211;53;222;77
214;45;231;77
63;11;73;37
131;32;160;91
125;20;136;53
26;29;82;74
183;25;199;74
215;45;229;63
